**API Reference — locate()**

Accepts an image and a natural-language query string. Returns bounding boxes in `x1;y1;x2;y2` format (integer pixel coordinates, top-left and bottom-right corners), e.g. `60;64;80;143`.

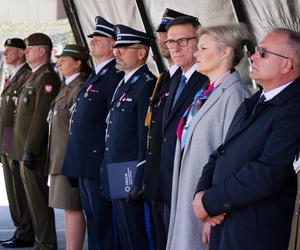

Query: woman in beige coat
166;24;253;250
48;44;91;250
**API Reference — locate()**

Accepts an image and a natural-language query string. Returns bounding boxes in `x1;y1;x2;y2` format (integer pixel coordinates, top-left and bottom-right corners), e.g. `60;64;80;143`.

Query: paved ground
0;166;88;249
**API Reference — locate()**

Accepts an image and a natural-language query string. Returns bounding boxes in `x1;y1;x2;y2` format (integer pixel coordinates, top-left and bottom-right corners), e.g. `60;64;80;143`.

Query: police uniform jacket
62;59;124;178
196;78;300;250
9;63;61;161
143;68;181;200
0;63;31;153
48;74;84;175
160;71;208;206
104;64;156;187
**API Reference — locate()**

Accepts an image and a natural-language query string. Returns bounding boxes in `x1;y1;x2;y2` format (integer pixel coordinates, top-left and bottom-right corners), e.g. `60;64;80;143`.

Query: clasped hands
193;191;225;226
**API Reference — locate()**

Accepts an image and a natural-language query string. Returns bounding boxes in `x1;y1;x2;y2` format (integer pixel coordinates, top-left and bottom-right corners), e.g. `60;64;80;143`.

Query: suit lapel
182;71;240;158
165;71;199;127
111;64;147;104
55;75;83;101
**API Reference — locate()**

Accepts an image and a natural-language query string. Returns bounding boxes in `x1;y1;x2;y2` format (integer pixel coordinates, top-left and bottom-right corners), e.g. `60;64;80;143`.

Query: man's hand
207;214;226;226
193;191;209;221
202;222;211;245
22;152;34;169
127;185;144;202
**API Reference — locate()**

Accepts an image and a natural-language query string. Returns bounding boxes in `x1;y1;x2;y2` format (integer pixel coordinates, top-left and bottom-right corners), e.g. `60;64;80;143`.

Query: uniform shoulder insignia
100;68;109;76
131;75;140;84
144;73;154;82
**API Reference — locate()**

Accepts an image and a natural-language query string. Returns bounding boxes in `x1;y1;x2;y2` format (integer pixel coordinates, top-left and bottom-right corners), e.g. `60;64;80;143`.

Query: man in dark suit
103;24;156;250
159;16;208;227
61;17;124;250
142;9;189;250
193;28;300;250
0;38;34;247
9;33;61;249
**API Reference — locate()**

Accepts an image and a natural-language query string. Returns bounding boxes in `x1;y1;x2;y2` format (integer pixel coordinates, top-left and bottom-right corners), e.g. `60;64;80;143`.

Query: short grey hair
270;28;300;72
197;23;254;68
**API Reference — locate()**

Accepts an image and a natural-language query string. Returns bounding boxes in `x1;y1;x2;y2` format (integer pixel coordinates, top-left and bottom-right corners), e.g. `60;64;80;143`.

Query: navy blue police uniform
102;24;156;250
61;17;124;250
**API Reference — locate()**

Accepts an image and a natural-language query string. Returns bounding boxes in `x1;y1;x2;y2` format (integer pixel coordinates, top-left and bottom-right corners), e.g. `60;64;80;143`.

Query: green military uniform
9;62;61;250
0;63;34;242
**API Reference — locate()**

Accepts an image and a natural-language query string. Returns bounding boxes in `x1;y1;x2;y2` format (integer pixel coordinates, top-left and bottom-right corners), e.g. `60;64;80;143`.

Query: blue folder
102;161;137;199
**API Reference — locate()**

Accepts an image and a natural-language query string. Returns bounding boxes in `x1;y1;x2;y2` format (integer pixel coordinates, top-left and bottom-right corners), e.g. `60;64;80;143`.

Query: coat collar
182;71;242;157
225;76;300;143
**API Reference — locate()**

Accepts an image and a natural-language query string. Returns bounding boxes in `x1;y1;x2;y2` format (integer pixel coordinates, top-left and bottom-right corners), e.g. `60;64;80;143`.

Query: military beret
156;8;190;32
56;44;90;61
114;24;155;48
4;38;26;49
88;16;115;39
24;33;52;46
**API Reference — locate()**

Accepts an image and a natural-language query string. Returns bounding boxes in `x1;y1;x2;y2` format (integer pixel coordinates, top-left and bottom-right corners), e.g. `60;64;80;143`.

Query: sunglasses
255;46;293;69
255;46;292;60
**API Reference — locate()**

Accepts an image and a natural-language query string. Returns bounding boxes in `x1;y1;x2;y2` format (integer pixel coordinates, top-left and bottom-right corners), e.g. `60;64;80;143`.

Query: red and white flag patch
45;84;53;93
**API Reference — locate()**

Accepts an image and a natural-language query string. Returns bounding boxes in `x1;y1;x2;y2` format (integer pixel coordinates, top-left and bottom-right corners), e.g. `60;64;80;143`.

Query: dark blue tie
172;75;187;109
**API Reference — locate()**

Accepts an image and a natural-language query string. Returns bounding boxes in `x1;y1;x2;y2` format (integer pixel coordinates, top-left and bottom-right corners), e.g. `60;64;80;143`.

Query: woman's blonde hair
197;23;254;68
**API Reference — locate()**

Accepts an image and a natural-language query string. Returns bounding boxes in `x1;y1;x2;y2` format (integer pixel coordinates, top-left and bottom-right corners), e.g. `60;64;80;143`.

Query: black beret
4;38;26;49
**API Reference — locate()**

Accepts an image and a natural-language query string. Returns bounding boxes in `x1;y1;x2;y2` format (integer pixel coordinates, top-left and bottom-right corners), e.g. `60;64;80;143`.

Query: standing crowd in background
0;7;300;250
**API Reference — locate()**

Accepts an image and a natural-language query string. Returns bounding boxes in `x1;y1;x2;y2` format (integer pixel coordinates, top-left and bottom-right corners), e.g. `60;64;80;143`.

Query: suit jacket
196;77;300;250
104;64;156;187
48;74;84;175
0;63;31;153
160;70;208;206
143;68;181;200
9;63;61;162
62;59;124;178
167;71;251;250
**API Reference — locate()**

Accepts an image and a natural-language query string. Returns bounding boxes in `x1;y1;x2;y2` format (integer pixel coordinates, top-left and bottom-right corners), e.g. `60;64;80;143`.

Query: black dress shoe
0;237;15;244
1;238;34;248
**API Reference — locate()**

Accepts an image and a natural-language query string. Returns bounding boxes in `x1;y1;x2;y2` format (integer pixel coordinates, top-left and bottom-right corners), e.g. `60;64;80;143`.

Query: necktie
172;75;187;109
252;94;266;115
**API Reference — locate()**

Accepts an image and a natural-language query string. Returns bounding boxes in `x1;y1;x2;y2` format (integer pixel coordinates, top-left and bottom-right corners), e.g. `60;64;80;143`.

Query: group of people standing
1;6;300;250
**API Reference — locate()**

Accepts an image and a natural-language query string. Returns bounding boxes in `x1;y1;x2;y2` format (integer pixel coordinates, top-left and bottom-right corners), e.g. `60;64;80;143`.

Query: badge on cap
45;85;53;93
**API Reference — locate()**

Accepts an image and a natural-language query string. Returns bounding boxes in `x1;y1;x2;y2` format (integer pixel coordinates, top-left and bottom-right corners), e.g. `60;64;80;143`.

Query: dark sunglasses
255;46;293;69
255;46;291;60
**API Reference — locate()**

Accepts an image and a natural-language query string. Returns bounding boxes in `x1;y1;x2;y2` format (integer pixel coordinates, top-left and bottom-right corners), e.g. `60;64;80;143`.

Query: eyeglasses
113;46;143;55
255;46;292;60
164;37;196;49
255;46;293;69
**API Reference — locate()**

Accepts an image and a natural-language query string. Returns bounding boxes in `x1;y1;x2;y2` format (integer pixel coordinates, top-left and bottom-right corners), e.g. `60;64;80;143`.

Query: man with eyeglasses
142;8;188;250
159;15;208;229
102;24;156;250
193;28;300;250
